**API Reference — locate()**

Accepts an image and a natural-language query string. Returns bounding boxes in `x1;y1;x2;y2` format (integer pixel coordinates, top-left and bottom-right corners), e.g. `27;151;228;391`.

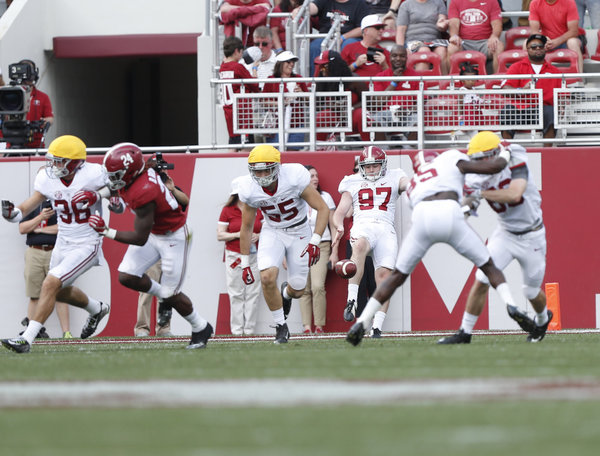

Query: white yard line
1;378;600;408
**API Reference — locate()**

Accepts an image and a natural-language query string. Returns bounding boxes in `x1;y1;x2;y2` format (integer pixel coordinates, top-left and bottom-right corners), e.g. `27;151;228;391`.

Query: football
335;259;357;279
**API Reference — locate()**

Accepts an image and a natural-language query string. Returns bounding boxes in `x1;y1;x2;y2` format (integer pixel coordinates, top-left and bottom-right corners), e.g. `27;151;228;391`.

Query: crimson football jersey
120;168;186;235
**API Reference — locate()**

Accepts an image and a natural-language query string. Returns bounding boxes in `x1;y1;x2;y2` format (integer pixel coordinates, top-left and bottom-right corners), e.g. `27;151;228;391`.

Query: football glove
108;196;125;214
88;213;107;234
2;200;22;222
72;190;99;209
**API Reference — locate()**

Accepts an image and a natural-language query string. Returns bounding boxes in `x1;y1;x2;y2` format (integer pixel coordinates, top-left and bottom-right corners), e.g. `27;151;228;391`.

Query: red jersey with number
120;168;186;235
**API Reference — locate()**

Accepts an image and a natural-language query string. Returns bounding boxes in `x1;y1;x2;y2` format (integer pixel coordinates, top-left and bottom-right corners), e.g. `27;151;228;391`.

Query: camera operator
0;59;53;150
341;15;391;77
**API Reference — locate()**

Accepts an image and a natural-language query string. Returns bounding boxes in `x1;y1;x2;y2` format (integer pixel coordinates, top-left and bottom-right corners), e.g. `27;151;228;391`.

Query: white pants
350;221;398;270
49;237;103;287
475;225;546;299
118;225;191;298
257;223;311;291
396;200;490;274
225;249;261;335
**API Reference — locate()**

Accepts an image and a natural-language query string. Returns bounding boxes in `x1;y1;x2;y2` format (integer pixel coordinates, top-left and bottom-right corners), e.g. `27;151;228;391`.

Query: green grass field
2;332;600;456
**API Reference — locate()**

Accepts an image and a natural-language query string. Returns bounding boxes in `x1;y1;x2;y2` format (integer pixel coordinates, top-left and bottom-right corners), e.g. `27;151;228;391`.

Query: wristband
309;233;322;245
252;66;258;70
390;81;398;88
104;228;117;240
240;254;250;268
389;7;398;14
352;62;358;70
275;48;283;53
341;35;347;42
498;147;510;163
98;187;111;198
10;208;23;223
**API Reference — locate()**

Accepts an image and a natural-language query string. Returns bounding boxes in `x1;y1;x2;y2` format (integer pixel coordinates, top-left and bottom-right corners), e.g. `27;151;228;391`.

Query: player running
1;135;110;353
86;142;213;349
238;145;330;344
438;131;552;344
332;146;410;337
347;145;519;346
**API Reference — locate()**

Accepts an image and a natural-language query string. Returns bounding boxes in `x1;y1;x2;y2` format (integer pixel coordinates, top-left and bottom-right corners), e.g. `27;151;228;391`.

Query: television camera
151;152;175;182
0;62;50;148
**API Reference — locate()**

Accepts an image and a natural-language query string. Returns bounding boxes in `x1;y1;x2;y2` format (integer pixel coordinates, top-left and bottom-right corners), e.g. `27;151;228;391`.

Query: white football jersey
34;163;108;244
465;144;543;233
338;168;406;227
407;149;467;207
239;163;311;229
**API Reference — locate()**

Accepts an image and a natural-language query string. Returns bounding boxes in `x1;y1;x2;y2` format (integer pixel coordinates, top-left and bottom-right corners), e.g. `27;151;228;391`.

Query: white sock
84;298;102;315
535;306;549;326
461;312;479;334
271;307;285;326
184;310;207;332
347;283;359;302
372;310;386;330
282;285;292;300
22;320;43;344
495;283;515;307
148;279;163;297
357;298;382;326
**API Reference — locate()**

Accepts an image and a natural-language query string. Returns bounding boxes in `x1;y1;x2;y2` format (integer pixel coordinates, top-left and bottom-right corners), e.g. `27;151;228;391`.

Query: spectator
271;0;319;52
368;44;420;143
395;0;450;74
382;0;402;29
499;34;561;141
457;62;489;136
294;0;370;76
243;26;278;86
217;176;263;336
219;36;260;152
133;171;189;337
299;165;337;334
1;135;110;354
529;0;583;72
447;0;505;73
92;143;213;350
367;0;396;30
575;0;600;28
19;198;71;339
262;51;309;149
342;14;391;76
219;0;271;47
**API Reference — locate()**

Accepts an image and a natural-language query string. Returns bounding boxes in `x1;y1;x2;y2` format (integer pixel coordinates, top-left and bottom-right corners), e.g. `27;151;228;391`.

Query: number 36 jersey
34;162;107;244
239;163;310;230
338;168;406;227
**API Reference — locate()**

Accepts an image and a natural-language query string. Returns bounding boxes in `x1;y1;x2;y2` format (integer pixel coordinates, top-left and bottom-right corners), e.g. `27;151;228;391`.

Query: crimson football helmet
103;142;145;191
358;146;387;182
412;150;439;174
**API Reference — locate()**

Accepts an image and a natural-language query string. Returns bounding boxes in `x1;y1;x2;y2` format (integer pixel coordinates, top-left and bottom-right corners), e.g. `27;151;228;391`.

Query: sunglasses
373;26;384;30
257;41;271;47
528;44;544;50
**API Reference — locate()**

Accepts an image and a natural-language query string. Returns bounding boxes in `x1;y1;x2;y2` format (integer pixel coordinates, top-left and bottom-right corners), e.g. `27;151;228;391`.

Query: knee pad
475;268;490;285
288;275;307;292
523;285;541;301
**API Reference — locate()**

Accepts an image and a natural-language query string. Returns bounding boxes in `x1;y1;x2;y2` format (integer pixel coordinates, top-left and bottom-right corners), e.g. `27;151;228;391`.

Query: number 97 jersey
338;168;406;227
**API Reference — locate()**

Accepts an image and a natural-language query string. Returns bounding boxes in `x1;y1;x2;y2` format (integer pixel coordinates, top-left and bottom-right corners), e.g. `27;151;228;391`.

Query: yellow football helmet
45;135;87;178
467;131;501;160
248;145;281;187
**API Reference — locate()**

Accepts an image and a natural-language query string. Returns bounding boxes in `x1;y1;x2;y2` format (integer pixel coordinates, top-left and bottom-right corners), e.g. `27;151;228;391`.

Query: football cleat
437;329;472;344
370;327;382;338
157;301;172;328
186;322;213;349
346;321;365;346
274;323;290;344
1;337;31;353
506;304;536;334
343;299;356;322
527;310;554;343
281;282;292;319
81;302;110;339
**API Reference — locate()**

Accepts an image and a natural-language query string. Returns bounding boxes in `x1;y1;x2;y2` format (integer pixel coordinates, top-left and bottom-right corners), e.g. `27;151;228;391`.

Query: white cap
245;46;262;61
276;50;299;62
361;14;384;31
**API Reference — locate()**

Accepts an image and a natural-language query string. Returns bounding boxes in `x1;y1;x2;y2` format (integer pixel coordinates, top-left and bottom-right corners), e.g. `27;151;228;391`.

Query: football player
438;131;552;344
332;146;410;337
238;145;330;344
1;135;110;353
86;143;213;349
346;144;519;346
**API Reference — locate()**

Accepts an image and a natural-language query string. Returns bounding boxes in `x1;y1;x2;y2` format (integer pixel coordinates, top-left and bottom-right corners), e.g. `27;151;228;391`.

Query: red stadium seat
406;51;442;87
497;49;527;73
545;49;581;85
449;50;488;75
504;26;530;51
